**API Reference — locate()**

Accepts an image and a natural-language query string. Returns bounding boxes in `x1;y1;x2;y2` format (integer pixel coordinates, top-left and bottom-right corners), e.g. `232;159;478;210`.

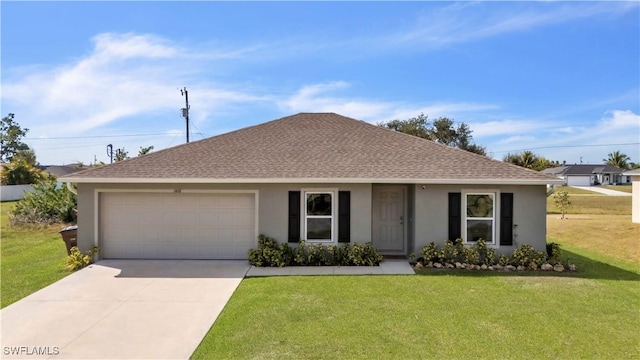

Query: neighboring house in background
623;169;640;223
41;164;87;178
61;113;562;261
1;164;86;201
541;164;629;186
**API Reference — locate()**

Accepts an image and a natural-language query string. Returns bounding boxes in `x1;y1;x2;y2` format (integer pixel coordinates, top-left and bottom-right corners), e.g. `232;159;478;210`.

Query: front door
372;186;405;254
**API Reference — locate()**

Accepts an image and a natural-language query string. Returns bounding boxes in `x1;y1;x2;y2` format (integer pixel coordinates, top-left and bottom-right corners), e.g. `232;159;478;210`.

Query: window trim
462;190;499;246
302;189;337;243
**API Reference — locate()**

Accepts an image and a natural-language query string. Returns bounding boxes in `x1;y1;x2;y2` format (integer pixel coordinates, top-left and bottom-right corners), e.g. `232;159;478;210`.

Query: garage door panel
101;192;256;259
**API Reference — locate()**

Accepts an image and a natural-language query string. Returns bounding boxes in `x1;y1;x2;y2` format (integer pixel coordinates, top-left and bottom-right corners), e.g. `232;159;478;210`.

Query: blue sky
2;1;639;166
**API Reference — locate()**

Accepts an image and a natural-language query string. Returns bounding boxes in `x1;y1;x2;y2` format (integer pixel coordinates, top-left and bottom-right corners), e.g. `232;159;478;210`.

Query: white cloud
2;32;264;138
383;2;638;49
601;110;640;129
279;81;498;124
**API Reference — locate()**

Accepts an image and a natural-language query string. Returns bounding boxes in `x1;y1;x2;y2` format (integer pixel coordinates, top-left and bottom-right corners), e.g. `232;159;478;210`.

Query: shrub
438;240;458;264
461;245;480;265
65;246;99;271
420;242;438;263
546;242;562;265
348;243;366;266
248;236;383;267
362;242;384;266
498;254;509;266
307;243;327;266
336;243;351;266
510;244;547;267
248;234;288;267
9;174;77;225
476;239;495;266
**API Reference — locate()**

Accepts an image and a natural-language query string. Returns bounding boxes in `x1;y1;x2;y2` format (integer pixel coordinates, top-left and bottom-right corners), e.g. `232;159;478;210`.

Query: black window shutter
500;193;514;246
288;191;301;243
338;191;351;243
448;192;461;241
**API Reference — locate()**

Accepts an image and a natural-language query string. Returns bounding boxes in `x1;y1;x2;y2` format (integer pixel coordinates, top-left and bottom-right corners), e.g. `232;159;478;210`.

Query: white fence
1;184;34;202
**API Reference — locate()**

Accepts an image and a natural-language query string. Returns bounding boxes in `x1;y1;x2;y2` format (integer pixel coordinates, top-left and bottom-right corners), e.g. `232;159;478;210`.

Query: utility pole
106;144;113;164
180;87;190;143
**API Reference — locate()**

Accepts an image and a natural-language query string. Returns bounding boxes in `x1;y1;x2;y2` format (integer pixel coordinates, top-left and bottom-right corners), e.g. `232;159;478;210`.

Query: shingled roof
62;113;560;185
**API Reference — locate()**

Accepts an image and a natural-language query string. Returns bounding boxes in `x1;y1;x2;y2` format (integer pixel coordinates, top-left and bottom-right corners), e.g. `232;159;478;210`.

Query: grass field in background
547;188;631;215
0;202;71;308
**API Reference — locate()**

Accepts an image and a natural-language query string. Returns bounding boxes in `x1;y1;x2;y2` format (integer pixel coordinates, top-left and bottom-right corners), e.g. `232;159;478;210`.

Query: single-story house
61;113;562;260
541;164;629;186
622;169;640;223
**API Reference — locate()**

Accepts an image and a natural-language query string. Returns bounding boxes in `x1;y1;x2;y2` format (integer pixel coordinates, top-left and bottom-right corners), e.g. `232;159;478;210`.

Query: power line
492;142;640;154
25;132;176;140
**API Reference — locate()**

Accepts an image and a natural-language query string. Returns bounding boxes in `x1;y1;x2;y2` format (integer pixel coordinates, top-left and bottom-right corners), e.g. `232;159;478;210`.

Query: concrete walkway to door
0;260;249;360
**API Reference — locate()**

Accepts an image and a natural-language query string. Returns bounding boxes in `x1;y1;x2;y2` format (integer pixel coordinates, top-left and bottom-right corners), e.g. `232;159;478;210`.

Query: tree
0;113;30;163
553;190;571;220
503;151;558;171
604;151;630;169
13;148;38;166
114;148;129;162
378;114;486;156
0;158;43;185
379;114;430;138
138;145;154;156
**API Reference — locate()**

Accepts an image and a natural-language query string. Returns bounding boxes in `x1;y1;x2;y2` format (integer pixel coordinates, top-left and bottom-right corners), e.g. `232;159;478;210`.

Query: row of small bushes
248;234;384;267
419;239;562;267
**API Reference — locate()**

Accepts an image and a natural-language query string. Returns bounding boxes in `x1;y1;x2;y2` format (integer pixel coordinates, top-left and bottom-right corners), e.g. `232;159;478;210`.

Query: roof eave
60;177;564;186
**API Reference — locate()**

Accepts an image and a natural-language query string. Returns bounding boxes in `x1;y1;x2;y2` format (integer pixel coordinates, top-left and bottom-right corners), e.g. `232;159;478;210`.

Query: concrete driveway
0;260;249;359
571;186;631;196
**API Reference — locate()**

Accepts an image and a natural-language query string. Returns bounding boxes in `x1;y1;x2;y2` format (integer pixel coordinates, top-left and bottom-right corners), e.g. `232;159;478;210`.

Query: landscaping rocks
554;264;565;272
433;262;443;268
414;262;424;269
505;265;516;271
541;263;553;271
569;264;576;271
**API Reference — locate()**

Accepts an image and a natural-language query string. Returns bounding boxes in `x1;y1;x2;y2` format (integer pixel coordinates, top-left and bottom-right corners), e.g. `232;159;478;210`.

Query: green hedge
248;234;383;267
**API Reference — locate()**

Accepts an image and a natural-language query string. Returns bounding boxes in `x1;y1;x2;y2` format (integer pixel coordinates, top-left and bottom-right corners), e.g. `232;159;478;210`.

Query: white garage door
100;192;256;259
567;176;591;186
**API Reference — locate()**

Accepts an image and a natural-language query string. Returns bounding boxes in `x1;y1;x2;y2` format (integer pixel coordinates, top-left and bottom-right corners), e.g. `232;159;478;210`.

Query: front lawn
193;189;639;359
193;248;639;359
0;202;71;308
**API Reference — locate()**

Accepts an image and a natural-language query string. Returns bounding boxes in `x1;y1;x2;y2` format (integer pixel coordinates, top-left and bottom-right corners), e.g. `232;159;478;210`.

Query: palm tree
604;151;630;169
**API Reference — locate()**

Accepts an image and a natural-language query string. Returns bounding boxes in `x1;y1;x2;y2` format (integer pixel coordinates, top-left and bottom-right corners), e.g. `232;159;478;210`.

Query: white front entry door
372;186;405;253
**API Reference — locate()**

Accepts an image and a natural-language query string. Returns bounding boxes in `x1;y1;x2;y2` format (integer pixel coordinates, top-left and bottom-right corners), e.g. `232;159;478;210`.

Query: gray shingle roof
560;164;625;176
62;113;560;184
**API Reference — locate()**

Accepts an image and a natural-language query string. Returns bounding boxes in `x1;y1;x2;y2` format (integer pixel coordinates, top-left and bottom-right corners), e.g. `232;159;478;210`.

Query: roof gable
62;113;559;184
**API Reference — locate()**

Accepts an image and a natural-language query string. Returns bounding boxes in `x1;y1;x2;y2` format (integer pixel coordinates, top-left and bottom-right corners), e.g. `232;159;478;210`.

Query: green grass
193;188;639;359
547;192;631;215
193;250;639;359
554;185;603;195
1;201;72;308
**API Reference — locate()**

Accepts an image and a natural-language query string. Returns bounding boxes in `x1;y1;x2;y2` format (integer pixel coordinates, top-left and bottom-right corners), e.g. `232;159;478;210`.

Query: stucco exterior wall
76;182;372;255
413;184;547;254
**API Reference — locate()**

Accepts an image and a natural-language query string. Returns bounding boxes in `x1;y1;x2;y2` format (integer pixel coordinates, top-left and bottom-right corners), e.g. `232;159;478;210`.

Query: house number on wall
173;189;182;193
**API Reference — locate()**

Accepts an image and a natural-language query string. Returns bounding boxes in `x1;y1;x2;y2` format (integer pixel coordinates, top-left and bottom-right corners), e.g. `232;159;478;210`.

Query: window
305;191;334;241
465;193;495;244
